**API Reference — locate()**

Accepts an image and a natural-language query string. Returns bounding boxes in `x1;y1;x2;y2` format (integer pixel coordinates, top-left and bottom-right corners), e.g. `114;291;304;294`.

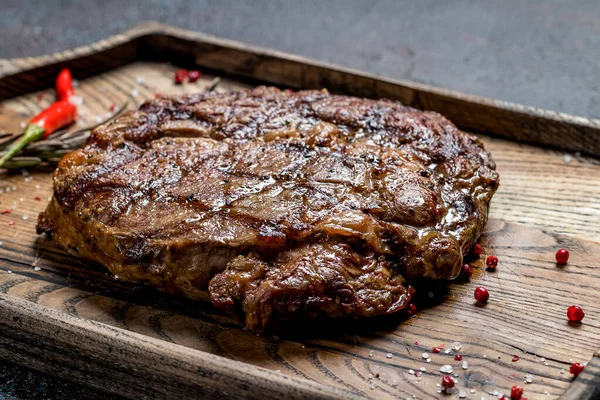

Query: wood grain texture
0;23;599;400
0;294;360;400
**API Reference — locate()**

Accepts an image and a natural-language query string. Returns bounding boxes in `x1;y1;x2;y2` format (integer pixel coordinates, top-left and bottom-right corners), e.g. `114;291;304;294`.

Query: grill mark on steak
38;87;498;330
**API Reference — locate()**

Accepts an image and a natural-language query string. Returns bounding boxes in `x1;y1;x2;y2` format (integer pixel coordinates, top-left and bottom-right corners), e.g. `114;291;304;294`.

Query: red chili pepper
0;69;77;168
55;69;75;100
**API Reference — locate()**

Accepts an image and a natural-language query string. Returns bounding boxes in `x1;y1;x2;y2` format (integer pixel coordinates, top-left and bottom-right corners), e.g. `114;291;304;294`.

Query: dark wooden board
0;22;599;400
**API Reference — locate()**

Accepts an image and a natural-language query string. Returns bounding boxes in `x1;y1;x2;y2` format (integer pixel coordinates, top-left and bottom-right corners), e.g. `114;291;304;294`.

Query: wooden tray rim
0;21;597;400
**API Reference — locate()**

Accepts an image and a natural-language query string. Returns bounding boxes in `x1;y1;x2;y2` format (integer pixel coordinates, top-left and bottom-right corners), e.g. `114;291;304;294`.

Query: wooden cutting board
0;22;599;400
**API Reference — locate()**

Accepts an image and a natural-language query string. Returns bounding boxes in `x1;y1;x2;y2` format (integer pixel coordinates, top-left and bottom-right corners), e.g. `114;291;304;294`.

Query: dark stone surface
0;361;124;400
1;0;600;118
0;1;597;399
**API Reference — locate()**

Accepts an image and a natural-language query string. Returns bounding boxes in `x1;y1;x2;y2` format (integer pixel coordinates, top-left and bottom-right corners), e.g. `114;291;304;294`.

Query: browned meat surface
37;87;499;330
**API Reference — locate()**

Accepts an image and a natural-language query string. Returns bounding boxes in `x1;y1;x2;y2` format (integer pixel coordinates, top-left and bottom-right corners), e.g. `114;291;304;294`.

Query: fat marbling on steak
37;87;499;330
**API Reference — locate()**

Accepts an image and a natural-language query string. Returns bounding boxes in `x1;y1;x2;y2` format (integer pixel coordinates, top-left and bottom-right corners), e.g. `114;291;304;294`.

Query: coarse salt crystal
419;367;426;372
408;369;415;375
422;352;429;359
22;215;28;220
35;184;40;190
444;348;451;354
471;389;476;393
20;122;27;128
8;270;11;274
426;358;431;363
563;154;572;163
483;354;487;358
459;390;467;398
452;342;462;351
71;95;83;106
440;365;453;374
368;351;374;357
540;357;546;362
462;360;468;370
386;353;393;359
19;198;24;202
34;266;41;271
131;88;139;97
0;241;2;246
136;77;144;84
525;374;533;383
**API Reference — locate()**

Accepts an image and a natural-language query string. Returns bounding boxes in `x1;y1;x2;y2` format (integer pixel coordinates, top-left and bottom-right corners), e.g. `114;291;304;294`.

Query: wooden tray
0;22;599;400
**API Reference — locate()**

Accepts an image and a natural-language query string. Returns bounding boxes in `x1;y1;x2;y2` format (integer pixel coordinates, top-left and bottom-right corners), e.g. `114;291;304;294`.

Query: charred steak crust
37;87;498;330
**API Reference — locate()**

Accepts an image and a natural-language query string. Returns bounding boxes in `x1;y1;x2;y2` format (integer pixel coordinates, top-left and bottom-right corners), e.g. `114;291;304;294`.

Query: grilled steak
37;87;499;330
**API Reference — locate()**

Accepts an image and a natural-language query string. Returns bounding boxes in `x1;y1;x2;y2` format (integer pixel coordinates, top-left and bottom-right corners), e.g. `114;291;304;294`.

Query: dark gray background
0;0;598;398
1;0;599;118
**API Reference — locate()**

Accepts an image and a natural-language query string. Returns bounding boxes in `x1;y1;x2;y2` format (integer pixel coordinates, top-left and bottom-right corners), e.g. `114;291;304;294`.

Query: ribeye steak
37;87;499;330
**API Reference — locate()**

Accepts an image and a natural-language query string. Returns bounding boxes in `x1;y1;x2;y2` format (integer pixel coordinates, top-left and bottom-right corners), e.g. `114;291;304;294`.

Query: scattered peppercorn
567;305;585;322
188;70;201;82
441;375;454;388
454;354;462;361
556;248;569;264
512;355;520;362
474;286;489;303
471;243;483;258
34;196;41;201
460;263;473;279
510;385;523;400
432;347;441;353
406;303;417;316
174;69;188;84
8;221;15;226
486;255;498;271
1;209;11;214
570;362;585;377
